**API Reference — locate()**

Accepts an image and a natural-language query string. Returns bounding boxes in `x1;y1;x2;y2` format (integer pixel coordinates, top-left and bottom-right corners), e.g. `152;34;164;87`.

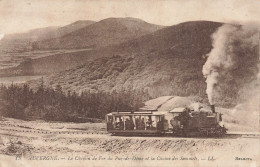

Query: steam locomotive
105;105;227;137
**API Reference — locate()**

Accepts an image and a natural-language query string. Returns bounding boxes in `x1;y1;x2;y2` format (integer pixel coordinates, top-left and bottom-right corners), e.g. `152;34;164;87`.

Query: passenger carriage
105;110;168;135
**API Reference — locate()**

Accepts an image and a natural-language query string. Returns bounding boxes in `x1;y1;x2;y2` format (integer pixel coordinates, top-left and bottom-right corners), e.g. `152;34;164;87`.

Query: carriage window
134;115;160;130
107;116;113;130
146;115;156;130
107;116;113;122
135;116;145;130
115;116;124;130
124;115;135;130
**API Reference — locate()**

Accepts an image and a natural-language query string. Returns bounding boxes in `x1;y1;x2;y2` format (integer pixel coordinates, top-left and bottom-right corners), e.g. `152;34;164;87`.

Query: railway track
225;133;259;139
0;123;108;135
0;127;107;135
0;123;259;139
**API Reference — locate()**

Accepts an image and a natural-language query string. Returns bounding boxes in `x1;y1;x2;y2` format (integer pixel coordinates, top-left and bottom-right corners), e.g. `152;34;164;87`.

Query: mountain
33;17;165;50
0;18;165;75
48;20;96;39
0;21;218;77
0;26;59;53
0;20;95;53
27;21;227;104
2;27;59;42
0;20;96;69
2;20;96;42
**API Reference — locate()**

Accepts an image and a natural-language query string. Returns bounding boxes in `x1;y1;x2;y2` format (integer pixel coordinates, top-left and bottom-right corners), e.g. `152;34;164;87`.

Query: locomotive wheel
183;129;200;137
199;130;208;137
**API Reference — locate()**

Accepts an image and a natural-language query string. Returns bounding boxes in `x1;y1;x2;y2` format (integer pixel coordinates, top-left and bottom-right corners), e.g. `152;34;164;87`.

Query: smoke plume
203;24;259;105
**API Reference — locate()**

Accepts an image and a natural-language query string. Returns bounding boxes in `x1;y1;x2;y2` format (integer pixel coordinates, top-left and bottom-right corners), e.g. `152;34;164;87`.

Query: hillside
1;21;219;76
0;18;164;73
28;21;226;104
0;49;94;76
33;17;165;50
2;27;59;42
2;20;95;42
0;20;96;52
0;27;55;53
44;20;96;40
0;20;96;70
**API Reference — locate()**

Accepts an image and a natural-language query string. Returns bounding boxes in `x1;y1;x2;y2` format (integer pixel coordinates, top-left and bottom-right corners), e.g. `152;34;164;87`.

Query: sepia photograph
0;0;259;166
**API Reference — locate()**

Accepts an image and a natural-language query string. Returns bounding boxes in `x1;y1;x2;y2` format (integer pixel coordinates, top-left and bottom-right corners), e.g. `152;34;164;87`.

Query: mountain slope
0;20;96;52
0;21;219;77
0;20;96;70
0;27;59;53
45;20;96;40
33;17;165;50
27;21;225;104
2;20;96;42
2;26;59;41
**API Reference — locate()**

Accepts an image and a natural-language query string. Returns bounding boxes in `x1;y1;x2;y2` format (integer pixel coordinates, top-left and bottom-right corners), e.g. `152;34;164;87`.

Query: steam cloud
0;34;4;40
203;24;259;105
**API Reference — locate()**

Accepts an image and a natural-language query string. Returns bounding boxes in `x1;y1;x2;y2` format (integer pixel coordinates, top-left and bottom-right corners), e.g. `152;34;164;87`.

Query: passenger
146;116;153;130
135;117;139;129
129;117;135;130
140;118;145;130
125;118;130;130
157;119;163;130
136;116;142;130
115;118;119;129
119;118;124;130
107;117;113;130
116;117;124;130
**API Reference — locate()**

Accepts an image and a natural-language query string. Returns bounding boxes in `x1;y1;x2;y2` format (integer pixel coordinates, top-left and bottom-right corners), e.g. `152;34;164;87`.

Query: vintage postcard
0;0;259;167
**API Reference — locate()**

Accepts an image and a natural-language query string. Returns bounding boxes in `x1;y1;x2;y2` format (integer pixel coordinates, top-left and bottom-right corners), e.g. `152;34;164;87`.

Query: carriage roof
106;110;165;116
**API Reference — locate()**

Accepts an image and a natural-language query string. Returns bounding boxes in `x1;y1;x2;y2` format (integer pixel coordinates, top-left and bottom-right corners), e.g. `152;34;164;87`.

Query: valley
0;48;91;70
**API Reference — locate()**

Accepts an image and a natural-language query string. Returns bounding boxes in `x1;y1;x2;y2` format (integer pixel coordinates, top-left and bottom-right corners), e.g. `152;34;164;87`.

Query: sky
0;0;260;35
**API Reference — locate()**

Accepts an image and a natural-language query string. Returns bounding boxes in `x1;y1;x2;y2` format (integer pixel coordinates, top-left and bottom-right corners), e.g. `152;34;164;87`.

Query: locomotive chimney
210;105;215;113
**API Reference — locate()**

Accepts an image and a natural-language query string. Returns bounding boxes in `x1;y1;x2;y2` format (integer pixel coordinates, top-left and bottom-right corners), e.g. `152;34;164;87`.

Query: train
105;105;227;137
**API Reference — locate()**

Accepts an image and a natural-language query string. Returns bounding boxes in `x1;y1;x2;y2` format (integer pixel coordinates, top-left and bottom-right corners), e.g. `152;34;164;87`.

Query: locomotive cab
169;107;186;130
